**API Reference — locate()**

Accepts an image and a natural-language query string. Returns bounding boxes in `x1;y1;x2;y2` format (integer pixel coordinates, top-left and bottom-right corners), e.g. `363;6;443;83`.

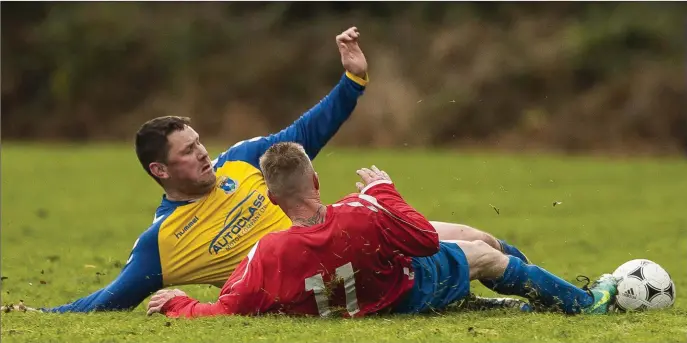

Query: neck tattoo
295;205;326;227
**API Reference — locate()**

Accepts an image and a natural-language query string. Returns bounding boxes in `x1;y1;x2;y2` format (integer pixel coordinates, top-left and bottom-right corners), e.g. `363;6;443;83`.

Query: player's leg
432;222;500;249
450;240;618;314
431;221;530;264
431;221;531;291
393;241;527;314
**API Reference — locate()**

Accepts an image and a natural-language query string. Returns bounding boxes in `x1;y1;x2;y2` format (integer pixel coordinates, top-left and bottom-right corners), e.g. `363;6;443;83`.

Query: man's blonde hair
259;142;315;199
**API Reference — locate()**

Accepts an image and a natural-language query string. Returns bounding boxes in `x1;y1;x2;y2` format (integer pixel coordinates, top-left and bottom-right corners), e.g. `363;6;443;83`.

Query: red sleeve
160;296;227;318
358;180;439;257
162;242;270;318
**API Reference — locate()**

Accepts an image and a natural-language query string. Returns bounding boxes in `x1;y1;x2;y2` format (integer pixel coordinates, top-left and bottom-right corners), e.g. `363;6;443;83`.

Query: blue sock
480;240;529;290
490;256;593;314
498;240;529;264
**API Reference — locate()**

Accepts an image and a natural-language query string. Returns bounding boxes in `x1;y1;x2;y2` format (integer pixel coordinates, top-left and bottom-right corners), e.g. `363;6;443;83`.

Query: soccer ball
611;259;675;311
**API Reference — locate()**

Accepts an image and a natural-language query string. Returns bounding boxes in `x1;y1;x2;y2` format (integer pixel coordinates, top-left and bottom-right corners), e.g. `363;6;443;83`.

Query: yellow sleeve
345;71;369;87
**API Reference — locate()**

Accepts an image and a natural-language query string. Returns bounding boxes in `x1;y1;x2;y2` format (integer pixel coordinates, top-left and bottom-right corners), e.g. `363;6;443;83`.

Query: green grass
2;143;687;342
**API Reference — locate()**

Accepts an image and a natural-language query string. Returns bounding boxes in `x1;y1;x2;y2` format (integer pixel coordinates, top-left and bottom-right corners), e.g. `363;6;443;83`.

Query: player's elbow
413;227;440;256
422;218;440;246
423;232;441;255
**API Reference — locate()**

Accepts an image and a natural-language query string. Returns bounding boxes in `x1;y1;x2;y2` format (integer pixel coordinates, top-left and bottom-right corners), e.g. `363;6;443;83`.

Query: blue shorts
393;241;471;314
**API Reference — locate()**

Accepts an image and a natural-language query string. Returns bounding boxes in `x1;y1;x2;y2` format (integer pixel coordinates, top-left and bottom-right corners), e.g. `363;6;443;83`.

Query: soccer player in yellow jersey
42;27;529;313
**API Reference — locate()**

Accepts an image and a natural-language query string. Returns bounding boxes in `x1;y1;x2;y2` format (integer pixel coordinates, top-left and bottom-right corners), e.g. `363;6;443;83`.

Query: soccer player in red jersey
147;143;618;318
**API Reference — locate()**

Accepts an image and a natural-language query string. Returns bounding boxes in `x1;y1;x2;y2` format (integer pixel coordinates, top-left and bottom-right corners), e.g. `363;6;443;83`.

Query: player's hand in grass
146;289;186;316
337;26;367;79
356;165;392;191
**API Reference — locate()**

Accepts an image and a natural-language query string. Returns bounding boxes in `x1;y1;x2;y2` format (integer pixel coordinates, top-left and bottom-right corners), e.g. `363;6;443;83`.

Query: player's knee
470;239;492;251
474;230;500;251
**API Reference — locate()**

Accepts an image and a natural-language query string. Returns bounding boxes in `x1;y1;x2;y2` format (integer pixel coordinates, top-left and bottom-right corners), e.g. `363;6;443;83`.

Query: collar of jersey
160;194;203;208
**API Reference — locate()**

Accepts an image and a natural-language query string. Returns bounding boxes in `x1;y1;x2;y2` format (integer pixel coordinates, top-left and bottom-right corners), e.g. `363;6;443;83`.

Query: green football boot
580;274;619;314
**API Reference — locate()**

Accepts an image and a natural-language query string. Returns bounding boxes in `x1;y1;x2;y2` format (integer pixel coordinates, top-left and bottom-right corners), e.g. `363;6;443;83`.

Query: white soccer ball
612;259;676;311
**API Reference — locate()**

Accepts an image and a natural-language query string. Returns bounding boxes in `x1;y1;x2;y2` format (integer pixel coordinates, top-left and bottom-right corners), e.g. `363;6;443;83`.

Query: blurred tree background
2;2;685;154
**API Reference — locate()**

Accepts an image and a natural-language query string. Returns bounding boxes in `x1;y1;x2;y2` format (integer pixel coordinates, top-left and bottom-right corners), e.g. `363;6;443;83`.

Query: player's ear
313;172;320;191
149;162;169;180
267;190;279;207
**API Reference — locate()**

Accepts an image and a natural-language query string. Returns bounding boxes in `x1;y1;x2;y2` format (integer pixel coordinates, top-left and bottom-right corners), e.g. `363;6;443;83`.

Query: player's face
164;126;216;193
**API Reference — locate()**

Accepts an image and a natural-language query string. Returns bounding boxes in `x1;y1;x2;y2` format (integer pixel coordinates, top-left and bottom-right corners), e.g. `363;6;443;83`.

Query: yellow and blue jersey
45;72;368;313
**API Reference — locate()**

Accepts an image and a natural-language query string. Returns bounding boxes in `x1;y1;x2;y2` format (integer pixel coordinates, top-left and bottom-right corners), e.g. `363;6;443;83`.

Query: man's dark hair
135;116;191;185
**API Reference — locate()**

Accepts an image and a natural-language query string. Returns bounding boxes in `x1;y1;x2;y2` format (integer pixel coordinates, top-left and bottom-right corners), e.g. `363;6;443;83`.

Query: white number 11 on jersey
304;262;360;317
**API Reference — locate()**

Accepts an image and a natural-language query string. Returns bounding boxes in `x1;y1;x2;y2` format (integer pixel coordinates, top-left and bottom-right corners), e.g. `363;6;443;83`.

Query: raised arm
265;70;367;160
211;27;368;170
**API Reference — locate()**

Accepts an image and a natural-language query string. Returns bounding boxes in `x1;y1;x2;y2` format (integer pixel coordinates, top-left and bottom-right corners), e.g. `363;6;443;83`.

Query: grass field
2;143;687;343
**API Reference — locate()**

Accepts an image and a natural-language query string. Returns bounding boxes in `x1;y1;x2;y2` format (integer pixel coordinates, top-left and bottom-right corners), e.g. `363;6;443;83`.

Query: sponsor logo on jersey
208;190;268;255
217;176;238;195
174;216;199;240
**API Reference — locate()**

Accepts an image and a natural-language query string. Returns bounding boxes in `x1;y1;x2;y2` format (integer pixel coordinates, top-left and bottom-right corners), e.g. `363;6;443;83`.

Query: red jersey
162;180;439;318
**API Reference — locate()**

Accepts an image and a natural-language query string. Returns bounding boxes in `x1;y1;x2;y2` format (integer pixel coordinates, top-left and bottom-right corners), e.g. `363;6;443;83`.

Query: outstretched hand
146;289;187;316
336;27;367;79
356;165;392;192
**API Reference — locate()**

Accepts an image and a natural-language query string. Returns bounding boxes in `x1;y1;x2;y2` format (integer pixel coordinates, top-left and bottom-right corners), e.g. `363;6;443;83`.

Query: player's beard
197;172;217;193
176;172;216;199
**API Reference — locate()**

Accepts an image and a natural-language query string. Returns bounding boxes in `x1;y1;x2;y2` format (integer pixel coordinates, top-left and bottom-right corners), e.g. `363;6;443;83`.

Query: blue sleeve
213;72;366;170
42;222;164;313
